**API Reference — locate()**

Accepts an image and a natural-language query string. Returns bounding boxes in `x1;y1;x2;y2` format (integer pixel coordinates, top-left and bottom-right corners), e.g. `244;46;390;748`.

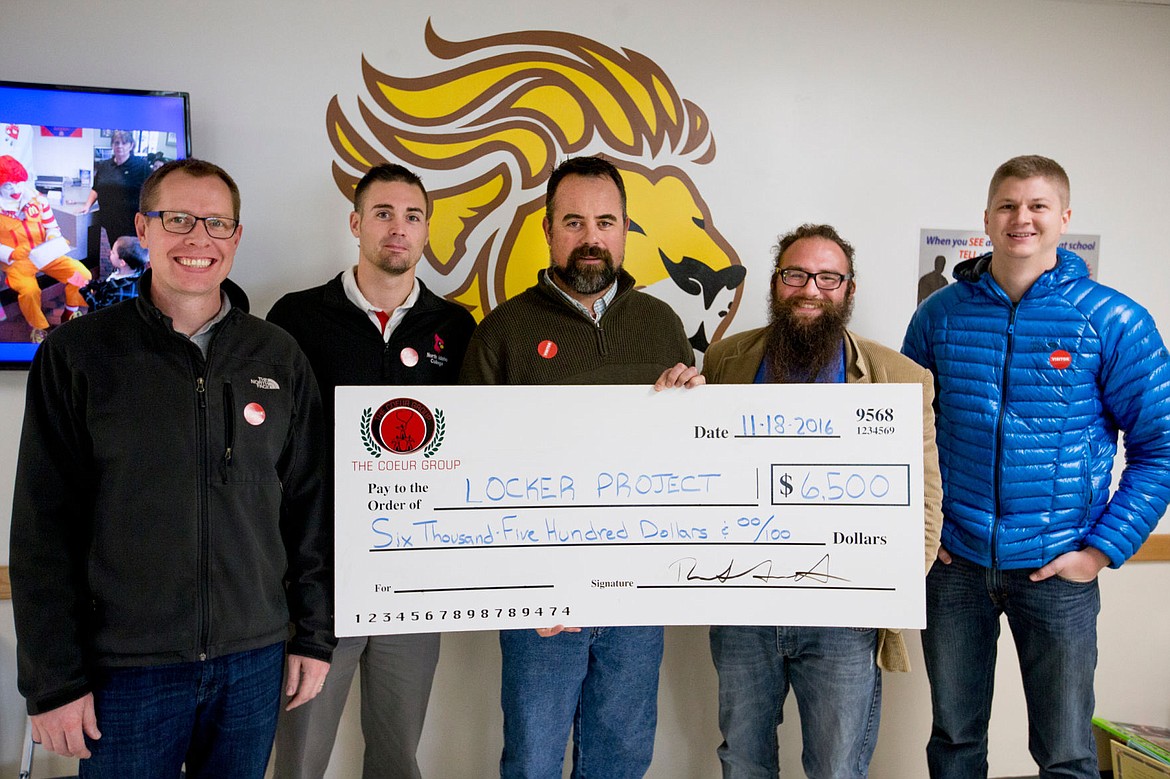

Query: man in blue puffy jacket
902;155;1170;779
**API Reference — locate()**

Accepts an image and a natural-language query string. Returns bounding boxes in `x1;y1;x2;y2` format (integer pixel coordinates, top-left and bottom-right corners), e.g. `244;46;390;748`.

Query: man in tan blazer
656;223;941;779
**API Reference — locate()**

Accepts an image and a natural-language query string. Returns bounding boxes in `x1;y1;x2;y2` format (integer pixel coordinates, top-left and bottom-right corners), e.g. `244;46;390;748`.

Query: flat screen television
1;80;191;368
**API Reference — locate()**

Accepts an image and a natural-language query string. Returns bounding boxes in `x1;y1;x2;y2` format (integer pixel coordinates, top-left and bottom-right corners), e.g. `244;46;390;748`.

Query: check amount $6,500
770;464;911;507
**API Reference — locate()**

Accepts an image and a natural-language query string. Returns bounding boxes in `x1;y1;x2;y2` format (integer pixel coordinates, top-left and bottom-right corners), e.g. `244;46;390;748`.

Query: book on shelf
1093;716;1170;765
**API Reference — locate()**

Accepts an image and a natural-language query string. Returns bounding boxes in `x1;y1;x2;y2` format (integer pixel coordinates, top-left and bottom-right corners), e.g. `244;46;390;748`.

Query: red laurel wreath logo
368;398;435;455
361;398;445;457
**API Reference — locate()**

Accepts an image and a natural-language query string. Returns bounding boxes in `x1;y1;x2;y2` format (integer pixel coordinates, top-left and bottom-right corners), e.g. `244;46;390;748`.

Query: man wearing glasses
10;159;334;777
657;223;941;778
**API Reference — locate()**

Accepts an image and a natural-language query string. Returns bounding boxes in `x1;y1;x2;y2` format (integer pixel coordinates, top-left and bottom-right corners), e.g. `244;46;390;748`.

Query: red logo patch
1049;350;1071;370
537;340;558;359
361;398;445;458
369;398;436;455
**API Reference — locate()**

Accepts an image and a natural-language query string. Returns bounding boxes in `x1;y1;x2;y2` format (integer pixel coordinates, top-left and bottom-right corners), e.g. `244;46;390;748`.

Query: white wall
2;1;1168;776
26;131;96;185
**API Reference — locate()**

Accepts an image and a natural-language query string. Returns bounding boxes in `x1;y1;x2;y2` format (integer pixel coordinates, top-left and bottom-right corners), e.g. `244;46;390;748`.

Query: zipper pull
196;376;207;408
221;381;235;483
220;446;233;483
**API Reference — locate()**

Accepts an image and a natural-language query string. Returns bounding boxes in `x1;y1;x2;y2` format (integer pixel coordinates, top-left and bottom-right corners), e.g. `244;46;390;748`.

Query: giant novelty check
334;383;927;636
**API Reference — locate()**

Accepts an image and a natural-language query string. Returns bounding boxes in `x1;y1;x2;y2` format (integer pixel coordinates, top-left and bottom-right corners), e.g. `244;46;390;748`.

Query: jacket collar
323;271;445;316
134;268;250;329
954;248;1090;299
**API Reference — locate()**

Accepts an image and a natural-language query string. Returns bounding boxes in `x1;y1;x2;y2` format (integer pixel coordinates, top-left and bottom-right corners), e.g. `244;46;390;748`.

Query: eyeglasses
777;268;853;291
144;210;240;239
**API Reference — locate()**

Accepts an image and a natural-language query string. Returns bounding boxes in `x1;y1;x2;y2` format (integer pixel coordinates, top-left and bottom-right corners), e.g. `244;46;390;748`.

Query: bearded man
657;223;941;778
461;155;693;779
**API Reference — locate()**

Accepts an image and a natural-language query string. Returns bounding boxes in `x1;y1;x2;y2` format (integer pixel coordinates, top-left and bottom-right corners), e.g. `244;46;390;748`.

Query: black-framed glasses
144;210;239;239
777;268;853;291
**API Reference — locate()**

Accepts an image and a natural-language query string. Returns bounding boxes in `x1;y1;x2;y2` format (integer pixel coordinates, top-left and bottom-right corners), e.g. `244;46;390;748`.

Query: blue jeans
709;625;881;779
499;626;663;779
81;642;284;779
921;555;1100;779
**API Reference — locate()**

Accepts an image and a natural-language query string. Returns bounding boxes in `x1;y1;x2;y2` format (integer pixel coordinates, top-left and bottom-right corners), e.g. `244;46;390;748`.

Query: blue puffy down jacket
902;249;1170;569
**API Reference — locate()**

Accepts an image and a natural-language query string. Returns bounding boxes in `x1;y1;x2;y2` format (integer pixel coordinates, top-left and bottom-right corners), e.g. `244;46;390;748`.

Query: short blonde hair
988;155;1070;209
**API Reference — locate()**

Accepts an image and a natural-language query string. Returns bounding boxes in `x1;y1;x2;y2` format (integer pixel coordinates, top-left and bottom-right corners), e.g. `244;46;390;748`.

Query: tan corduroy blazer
702;327;943;672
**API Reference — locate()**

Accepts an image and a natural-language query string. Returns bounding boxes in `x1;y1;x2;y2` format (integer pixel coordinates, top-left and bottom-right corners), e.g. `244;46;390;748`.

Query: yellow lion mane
327;20;736;326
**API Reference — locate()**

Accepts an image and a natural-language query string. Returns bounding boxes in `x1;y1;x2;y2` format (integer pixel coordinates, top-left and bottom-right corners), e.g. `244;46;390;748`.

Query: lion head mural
327;21;744;353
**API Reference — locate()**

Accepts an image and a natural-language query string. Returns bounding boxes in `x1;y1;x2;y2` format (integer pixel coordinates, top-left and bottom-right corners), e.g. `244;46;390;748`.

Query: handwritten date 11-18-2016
739;408;895;438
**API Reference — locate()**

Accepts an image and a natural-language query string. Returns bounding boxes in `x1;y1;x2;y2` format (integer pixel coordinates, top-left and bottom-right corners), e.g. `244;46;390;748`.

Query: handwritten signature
668;554;849;585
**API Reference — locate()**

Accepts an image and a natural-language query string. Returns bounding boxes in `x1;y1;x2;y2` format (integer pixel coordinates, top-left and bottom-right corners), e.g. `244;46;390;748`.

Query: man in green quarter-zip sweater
461;156;693;779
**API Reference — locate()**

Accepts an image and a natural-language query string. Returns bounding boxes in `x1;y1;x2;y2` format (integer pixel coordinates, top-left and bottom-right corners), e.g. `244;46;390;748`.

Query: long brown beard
764;291;853;383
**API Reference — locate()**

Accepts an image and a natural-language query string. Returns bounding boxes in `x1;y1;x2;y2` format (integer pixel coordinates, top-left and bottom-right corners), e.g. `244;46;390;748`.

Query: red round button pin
243;402;266;426
1049;350;1071;369
538;340;558;359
